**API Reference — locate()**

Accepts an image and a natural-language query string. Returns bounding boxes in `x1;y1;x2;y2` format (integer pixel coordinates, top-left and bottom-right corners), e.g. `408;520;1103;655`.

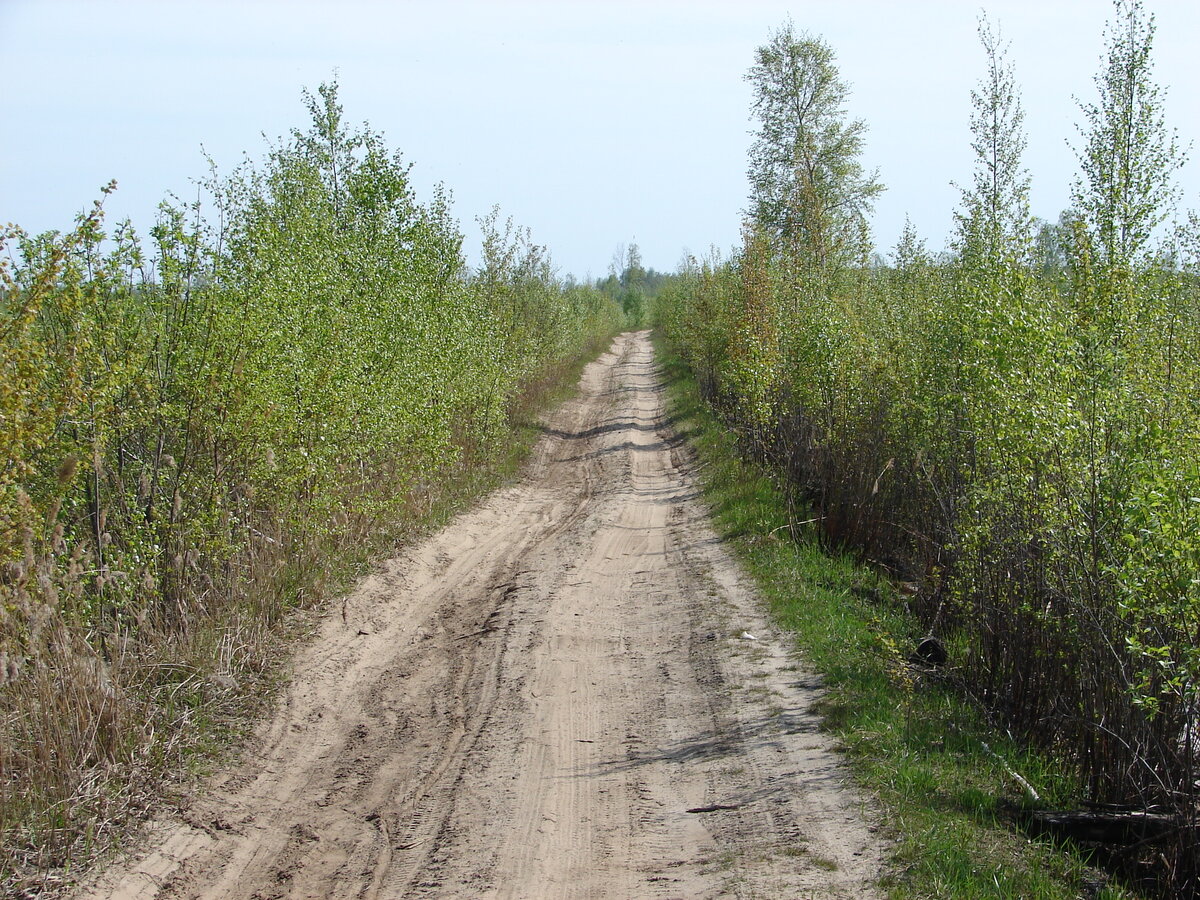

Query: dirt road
80;332;885;899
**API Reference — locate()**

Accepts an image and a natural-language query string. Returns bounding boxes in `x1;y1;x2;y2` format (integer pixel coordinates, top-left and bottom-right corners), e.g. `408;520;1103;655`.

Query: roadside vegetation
0;82;621;894
656;1;1198;895
656;339;1134;898
5;0;1199;895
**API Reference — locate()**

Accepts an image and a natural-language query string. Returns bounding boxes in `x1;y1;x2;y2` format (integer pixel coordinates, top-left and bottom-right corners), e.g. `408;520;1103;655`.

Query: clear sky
2;0;1198;279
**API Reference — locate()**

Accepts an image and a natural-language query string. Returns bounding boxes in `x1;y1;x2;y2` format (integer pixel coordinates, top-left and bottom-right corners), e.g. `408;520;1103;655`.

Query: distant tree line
595;243;675;327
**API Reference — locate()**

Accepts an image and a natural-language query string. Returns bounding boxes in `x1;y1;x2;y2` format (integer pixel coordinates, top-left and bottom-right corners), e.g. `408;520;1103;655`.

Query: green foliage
656;342;1134;900
955;15;1033;268
596;241;667;328
1073;0;1183;271
745;21;882;269
659;8;1199;893
0;81;621;890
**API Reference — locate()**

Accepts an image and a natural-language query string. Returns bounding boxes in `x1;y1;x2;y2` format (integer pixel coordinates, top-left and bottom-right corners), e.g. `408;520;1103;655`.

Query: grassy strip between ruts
652;334;1140;900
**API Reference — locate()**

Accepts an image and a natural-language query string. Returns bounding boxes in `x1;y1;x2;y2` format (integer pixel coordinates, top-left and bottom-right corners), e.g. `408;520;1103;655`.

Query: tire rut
76;332;886;900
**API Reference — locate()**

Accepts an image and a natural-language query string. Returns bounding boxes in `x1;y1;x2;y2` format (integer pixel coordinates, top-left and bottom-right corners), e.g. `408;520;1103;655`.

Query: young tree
1072;0;1183;269
291;81;360;226
621;242;645;291
1033;213;1070;279
955;15;1032;265
745;22;882;269
619;243;647;325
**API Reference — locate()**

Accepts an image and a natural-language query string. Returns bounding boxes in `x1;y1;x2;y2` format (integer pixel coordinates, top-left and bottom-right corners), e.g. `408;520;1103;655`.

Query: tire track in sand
77;331;885;899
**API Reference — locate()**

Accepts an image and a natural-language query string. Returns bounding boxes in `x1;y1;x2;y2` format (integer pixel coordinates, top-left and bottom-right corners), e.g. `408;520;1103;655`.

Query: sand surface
78;331;885;899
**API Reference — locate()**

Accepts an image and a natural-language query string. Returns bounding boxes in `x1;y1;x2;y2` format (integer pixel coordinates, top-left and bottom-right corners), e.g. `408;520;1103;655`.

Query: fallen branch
980;739;1041;803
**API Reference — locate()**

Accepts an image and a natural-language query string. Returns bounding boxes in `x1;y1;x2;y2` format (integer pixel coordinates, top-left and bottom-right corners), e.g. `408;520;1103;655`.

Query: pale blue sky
2;0;1198;278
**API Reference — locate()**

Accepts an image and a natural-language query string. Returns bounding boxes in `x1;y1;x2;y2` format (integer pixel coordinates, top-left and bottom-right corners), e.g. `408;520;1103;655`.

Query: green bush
657;6;1198;892
0;81;621;890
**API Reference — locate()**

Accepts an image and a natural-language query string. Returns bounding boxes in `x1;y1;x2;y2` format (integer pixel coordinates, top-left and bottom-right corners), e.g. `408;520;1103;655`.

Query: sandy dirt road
79;331;885;899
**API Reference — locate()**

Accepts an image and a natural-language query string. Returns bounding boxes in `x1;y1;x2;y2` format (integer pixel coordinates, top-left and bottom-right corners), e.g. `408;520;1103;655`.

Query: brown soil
76;331;886;899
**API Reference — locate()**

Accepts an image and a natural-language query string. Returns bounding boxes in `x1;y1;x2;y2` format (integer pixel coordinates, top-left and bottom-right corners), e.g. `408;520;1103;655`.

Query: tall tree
955;15;1032;265
1033;213;1070;279
621;242;645;290
745;22;882;269
1072;0;1182;269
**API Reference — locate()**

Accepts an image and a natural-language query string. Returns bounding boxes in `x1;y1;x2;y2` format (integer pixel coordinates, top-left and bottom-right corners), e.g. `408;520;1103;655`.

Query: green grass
653;335;1138;900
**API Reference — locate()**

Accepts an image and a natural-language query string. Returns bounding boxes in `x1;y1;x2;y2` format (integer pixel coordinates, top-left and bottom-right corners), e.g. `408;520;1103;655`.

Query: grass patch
653;335;1137;900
